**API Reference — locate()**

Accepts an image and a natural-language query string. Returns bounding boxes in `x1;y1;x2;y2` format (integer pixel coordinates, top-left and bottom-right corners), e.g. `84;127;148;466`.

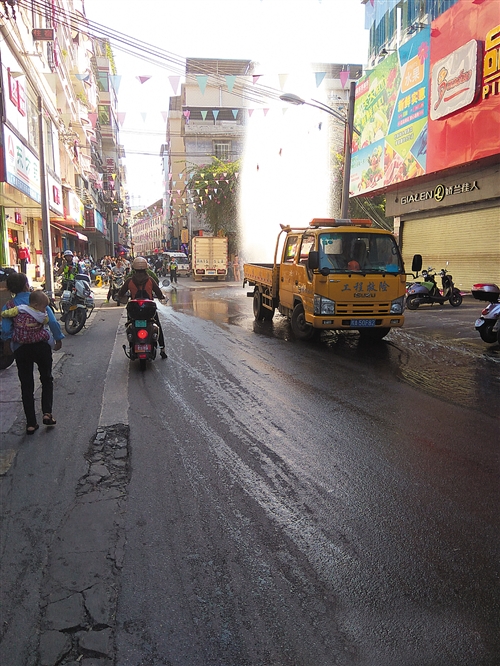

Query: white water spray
240;66;333;263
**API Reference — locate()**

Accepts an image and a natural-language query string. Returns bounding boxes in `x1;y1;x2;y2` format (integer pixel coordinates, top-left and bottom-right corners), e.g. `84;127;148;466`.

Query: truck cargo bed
243;263;277;289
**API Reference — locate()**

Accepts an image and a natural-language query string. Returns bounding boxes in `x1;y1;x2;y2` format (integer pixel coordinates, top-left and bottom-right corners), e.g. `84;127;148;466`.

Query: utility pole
341;81;356;219
38;96;54;296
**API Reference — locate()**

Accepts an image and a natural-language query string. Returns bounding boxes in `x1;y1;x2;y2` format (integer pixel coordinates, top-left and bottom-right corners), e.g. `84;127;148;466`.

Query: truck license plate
207;270;215;275
135;344;151;352
351;319;375;327
135;319;147;327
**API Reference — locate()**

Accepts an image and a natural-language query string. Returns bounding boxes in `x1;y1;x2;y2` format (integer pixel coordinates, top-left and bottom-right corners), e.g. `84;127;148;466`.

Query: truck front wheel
291;303;314;340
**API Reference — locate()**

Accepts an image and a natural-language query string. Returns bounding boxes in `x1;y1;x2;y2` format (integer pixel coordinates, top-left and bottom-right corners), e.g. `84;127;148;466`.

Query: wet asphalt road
0;282;498;665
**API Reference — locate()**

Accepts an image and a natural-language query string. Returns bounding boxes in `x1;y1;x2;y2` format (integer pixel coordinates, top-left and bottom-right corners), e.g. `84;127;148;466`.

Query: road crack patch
38;424;130;665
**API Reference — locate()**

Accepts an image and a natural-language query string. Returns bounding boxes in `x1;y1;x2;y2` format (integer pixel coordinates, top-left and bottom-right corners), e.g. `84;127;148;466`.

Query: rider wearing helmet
59;250;77;289
118;257;168;359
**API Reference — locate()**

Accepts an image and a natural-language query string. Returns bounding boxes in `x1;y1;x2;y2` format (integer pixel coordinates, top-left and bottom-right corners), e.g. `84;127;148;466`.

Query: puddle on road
168;287;500;416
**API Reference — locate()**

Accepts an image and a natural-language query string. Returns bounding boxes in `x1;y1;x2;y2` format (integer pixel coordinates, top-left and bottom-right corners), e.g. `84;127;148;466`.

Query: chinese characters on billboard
350;28;430;196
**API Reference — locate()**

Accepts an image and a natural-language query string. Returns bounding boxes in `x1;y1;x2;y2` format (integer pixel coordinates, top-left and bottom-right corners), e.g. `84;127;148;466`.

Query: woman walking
1;273;64;434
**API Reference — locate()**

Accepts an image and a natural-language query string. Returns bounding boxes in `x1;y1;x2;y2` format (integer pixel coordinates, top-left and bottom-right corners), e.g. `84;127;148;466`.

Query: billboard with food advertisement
350;28;430;196
427;0;500;172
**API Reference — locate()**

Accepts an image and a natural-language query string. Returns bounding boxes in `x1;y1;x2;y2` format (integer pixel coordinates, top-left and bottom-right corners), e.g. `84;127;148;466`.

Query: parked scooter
122;298;159;370
472;283;500;344
60;273;95;334
406;267;462;309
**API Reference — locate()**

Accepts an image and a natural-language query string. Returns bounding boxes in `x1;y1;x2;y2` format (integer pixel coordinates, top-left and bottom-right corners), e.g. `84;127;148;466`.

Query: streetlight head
280;93;305;106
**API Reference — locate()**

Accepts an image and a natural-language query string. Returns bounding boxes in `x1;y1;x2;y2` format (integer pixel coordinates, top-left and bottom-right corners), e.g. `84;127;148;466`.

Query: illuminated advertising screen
350;28;430;196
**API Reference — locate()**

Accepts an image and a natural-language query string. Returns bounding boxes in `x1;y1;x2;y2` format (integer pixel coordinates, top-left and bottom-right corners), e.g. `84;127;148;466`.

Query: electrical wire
15;0;285;106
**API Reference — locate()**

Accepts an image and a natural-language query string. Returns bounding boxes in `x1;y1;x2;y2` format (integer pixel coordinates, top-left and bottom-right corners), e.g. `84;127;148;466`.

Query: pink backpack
5;300;50;345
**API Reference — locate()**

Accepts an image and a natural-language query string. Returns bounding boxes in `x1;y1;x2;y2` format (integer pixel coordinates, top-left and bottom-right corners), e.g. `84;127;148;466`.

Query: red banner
427;0;500;172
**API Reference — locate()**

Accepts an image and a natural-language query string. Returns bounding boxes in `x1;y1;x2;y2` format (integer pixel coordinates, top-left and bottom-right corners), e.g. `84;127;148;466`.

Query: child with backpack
2;290;55;348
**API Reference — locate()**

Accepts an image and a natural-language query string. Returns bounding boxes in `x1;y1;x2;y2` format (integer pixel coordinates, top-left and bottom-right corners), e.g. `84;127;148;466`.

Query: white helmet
63;250;73;257
132;257;148;270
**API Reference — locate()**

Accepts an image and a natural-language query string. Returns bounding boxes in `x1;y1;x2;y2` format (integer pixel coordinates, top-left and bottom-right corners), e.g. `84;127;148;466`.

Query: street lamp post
280;81;359;219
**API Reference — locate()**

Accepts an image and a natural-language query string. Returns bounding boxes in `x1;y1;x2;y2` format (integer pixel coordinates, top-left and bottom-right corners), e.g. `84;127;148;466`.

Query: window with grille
213;141;230;160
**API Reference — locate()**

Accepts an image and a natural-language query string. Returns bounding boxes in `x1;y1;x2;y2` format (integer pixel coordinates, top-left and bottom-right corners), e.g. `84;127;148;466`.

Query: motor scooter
472;283;500;344
406;267;462;309
122;299;159;371
60;273;95;334
109;274;125;305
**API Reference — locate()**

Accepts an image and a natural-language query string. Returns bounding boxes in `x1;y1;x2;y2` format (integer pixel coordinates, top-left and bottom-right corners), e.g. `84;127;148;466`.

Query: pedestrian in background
169;257;178;284
1;273;64;435
233;255;241;282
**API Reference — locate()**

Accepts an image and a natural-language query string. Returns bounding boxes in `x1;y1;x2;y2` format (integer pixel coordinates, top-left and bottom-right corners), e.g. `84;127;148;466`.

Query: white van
163;252;191;277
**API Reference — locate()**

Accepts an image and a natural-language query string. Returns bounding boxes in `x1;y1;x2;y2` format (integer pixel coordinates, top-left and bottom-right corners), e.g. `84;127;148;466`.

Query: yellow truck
243;218;415;341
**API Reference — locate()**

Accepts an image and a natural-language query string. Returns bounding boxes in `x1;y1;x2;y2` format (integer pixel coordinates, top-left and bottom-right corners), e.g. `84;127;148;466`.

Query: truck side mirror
411;254;422;273
308;251;319;270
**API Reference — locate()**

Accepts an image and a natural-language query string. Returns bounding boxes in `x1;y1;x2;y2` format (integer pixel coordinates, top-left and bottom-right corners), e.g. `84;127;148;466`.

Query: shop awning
50;220;88;242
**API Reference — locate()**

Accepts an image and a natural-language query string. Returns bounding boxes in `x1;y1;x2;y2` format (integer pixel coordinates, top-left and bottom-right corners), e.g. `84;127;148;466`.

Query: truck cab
244;219;408;341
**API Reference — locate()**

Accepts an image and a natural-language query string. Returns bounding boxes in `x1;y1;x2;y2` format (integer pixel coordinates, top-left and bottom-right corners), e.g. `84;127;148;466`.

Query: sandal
43;414;57;426
26;424;39;435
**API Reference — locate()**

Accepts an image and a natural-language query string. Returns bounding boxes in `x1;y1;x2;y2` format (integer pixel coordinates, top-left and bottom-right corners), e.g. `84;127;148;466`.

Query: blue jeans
14;342;53;427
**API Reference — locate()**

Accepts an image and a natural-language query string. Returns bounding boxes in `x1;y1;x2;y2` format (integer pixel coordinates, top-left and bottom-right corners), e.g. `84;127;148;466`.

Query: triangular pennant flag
340;70;350;88
75;72;90;81
252;75;261;84
315;72;326;88
109;75;122;92
263;108;269;116
137;76;151;84
225;75;236;93
168;76;180;95
201;110;208;120
213;110;219;120
117;112;126;127
88;112;98;128
232;109;238;119
248;109;254;117
196;75;208;94
140;112;147;122
234;172;239;178
161;111;168;123
278;74;288;90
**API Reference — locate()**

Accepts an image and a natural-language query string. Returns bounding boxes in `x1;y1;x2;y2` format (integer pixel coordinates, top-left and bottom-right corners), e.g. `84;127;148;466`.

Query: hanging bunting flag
248;109;254;117
263;108;269;116
278;74;288;90
75;72;90;82
225;75;236;93
168;75;181;95
232;109;239;119
137;76;152;84
140;112;147;122
168;173;172;179
183;110;191;120
108;75;121;92
223;173;227;177
339;69;350;88
161;111;168;123
315;72;326;88
252;75;261;84
88;112;98;128
212;110;219;120
235;172;239;178
201;110;208;120
196;75;208;94
117;112;126;127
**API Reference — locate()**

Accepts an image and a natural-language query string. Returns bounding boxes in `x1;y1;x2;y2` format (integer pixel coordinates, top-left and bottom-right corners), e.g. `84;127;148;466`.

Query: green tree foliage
187;159;240;240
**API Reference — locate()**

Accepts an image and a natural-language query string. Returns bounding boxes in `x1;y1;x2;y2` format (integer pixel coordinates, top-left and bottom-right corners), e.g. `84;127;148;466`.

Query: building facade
0;0;128;284
355;0;499;288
